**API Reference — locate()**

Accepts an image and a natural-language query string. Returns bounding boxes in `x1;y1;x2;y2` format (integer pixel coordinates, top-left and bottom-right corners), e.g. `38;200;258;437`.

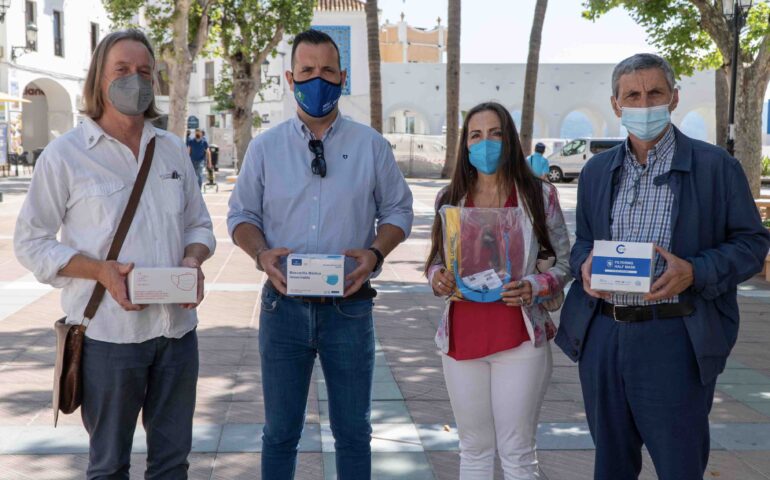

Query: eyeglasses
626;168;645;206
308;140;327;178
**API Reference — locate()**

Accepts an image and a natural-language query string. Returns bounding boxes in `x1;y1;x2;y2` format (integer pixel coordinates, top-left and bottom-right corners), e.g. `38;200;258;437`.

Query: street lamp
723;0;753;156
25;22;37;50
12;23;38;61
260;59;280;85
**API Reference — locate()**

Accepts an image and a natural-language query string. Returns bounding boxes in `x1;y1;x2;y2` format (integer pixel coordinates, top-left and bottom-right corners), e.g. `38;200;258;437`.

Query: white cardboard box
590;241;655;293
128;267;198;304
286;254;345;297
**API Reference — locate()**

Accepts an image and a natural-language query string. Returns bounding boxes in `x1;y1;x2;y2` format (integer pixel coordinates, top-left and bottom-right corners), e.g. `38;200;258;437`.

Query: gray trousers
81;329;199;480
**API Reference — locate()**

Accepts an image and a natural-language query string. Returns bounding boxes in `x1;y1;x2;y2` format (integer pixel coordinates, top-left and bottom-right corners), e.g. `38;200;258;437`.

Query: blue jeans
81;329;199;480
192;160;205;189
259;285;375;480
578;311;716;480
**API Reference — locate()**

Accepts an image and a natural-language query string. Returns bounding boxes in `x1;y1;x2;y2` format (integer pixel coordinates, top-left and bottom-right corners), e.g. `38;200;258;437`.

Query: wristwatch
368;247;384;272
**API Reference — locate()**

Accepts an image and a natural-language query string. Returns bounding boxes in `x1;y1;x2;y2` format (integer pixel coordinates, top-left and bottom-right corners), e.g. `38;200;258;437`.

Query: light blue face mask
452;232;512;303
619;101;672;141
468;140;502;175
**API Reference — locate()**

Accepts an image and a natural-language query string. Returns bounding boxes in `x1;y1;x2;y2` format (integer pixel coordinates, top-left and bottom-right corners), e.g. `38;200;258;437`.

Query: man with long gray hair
556;53;770;479
14;29;215;479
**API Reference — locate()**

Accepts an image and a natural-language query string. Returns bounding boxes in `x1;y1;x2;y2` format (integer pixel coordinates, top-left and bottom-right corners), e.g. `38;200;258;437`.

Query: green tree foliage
583;1;770;76
582;0;770;195
213;0;314;170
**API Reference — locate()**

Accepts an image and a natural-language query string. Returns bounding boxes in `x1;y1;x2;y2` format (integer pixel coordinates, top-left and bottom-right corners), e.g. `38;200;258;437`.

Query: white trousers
442;341;553;480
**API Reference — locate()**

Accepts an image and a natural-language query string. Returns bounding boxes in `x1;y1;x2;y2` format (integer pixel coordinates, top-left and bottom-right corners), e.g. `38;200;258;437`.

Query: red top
447;187;529;360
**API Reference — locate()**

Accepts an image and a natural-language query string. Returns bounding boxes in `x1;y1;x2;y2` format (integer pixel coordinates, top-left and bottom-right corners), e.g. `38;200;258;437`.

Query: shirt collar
81;116;165;150
623;124;676;169
291;111;345;141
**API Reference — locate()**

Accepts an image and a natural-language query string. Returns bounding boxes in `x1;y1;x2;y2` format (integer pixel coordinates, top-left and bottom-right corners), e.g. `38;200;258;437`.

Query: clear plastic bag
440;206;532;302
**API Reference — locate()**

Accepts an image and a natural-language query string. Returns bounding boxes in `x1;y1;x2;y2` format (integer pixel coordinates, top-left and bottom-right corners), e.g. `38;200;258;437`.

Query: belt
601;301;695;323
265;280;377;304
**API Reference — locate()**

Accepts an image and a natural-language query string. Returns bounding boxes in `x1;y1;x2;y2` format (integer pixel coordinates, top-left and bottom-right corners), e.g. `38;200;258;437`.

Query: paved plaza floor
1;173;769;479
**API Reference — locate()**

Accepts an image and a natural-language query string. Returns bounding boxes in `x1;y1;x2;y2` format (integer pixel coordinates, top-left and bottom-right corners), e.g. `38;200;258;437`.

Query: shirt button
312;225;316;230
313;196;318;201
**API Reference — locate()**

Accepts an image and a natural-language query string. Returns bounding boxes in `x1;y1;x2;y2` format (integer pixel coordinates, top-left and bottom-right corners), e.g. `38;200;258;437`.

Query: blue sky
377;0;655;63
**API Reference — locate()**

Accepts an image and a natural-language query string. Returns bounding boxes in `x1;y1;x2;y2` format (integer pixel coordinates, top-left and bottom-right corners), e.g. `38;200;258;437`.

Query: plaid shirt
609;126;676;305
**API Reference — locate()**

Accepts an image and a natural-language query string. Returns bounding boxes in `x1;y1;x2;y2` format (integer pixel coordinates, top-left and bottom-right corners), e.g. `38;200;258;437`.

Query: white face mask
616;98;673;141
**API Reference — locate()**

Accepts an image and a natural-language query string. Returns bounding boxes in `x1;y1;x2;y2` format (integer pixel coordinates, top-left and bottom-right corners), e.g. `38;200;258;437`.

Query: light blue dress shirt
227;113;414;258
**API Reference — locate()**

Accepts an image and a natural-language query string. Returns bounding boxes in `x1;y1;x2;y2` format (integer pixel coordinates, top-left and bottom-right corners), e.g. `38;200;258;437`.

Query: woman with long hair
425;102;571;479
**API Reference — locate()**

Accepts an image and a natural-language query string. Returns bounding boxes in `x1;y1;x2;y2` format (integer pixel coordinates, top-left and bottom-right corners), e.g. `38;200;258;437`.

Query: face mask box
286;254;345;297
128;267;198;304
590;241;654;293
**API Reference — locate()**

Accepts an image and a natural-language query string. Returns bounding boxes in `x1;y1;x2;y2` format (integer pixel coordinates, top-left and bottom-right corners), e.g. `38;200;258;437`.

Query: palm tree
441;0;461;179
520;0;548;157
366;0;383;132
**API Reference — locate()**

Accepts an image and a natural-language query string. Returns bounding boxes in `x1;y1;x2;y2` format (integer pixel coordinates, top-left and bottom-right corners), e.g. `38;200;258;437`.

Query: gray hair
612;53;676;98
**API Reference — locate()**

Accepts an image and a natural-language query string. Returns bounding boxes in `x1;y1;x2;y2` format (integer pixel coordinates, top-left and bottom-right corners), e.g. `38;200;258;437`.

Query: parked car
547;137;623;182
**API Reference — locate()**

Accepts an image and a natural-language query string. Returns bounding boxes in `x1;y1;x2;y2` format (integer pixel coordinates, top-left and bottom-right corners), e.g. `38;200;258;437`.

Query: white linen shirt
14;118;216;343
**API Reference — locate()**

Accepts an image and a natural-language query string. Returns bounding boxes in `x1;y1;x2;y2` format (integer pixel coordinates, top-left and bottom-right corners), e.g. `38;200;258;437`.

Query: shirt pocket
70;181;128;234
159;178;185;216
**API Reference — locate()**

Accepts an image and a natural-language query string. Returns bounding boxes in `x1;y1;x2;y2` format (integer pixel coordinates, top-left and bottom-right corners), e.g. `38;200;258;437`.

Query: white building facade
180;5;720;161
0;0;109;159
381;63;717;143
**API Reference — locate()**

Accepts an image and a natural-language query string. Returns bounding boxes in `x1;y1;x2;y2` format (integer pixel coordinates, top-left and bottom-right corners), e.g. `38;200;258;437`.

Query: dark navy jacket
555;127;770;385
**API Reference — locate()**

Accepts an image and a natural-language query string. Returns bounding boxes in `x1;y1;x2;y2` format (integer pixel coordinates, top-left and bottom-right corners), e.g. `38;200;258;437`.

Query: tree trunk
166;57;193;138
520;0;548;157
230;57;260;172
714;66;729;149
734;66;766;197
163;0;210;137
441;0;461;179
366;0;383;132
165;0;192;137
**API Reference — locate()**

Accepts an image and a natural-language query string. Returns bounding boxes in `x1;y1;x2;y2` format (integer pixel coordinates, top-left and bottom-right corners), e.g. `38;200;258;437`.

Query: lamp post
723;0;753;156
260;59;280;85
12;23;38;61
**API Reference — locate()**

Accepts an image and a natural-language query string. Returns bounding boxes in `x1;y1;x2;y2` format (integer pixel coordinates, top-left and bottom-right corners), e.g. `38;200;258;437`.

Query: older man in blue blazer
556;53;770;480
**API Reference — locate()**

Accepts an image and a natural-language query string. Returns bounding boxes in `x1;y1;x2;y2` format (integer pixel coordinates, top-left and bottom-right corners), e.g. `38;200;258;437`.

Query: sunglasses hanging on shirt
308;140;327;178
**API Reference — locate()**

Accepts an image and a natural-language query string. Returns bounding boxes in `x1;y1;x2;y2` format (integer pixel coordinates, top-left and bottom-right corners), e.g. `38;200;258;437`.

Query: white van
547;138;624;183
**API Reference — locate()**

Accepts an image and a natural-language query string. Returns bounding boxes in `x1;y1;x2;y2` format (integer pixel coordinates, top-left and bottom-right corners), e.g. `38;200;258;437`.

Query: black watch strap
368;247;384;272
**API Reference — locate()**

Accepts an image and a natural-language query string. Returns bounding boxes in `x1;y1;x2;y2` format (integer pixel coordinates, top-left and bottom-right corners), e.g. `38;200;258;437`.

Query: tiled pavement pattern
1;173;770;479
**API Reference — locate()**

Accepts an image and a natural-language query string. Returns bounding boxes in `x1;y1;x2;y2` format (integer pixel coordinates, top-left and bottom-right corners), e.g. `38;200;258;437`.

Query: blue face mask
293;76;343;118
619;102;672;141
468;140;503;175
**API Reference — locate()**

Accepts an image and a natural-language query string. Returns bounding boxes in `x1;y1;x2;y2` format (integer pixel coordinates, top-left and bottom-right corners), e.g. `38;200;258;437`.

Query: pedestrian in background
526;142;549;181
